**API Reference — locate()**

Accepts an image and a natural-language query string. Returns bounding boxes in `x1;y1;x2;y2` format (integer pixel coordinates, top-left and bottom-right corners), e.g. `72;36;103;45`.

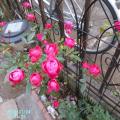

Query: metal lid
0;19;30;43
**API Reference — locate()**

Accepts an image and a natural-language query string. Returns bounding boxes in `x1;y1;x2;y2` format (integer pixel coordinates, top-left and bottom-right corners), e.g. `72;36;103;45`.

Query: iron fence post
99;44;120;94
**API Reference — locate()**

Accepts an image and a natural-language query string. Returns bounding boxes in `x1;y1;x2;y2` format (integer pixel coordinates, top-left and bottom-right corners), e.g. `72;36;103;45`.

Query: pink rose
114;21;120;32
26;13;36;21
82;61;90;69
64;21;73;34
88;64;101;77
52;100;59;108
9;68;25;85
64;37;75;48
29;45;42;63
22;1;31;8
0;21;6;27
42;56;63;78
45;23;52;29
44;43;58;56
30;73;42;87
42;40;48;45
36;33;43;41
47;79;60;93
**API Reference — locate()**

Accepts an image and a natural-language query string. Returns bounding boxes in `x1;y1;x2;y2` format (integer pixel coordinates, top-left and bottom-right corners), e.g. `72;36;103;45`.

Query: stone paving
0;94;45;120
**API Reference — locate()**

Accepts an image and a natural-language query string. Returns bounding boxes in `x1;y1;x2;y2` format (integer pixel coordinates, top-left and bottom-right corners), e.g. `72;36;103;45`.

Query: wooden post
55;0;64;37
38;0;47;27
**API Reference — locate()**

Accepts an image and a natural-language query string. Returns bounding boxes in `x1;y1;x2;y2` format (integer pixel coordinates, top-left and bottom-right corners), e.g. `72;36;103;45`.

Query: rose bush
3;17;101;107
0;2;101;108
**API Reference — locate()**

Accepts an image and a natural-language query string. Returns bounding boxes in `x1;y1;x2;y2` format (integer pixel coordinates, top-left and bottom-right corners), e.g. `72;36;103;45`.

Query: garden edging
31;91;53;120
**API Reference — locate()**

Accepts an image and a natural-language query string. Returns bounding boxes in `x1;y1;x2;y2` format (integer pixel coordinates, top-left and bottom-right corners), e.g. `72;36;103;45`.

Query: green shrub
58;98;115;120
58;100;82;120
87;105;115;120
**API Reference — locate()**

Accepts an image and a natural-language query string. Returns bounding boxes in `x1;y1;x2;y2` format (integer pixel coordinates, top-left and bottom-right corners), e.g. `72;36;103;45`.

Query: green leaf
79;82;86;93
1;64;9;69
22;37;27;43
39;86;46;95
0;69;4;74
51;91;60;98
26;81;31;95
39;54;46;63
74;55;81;61
57;56;65;62
27;32;35;42
65;48;74;56
70;54;81;62
80;78;86;83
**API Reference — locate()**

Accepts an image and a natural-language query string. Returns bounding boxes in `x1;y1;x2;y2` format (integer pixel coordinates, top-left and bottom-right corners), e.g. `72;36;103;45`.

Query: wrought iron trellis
1;0;120;119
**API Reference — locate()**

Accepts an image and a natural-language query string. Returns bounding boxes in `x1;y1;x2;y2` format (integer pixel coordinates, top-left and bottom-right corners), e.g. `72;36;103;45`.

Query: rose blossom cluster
8;42;62;95
82;61;101;77
42;43;63;93
64;21;76;48
21;1;36;22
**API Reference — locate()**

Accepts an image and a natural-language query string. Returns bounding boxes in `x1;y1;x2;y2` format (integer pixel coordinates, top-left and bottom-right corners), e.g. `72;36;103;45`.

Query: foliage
58;100;82;120
87;105;115;120
78;96;95;118
58;97;115;120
